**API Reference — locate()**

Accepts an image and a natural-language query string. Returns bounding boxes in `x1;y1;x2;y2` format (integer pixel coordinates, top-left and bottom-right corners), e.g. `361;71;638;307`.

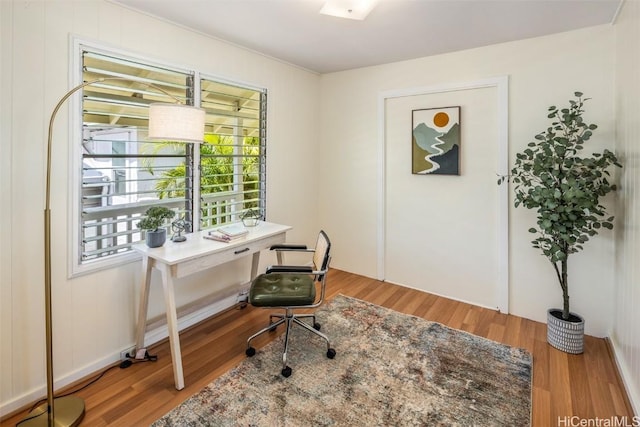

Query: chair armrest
266;265;314;274
270;244;311;252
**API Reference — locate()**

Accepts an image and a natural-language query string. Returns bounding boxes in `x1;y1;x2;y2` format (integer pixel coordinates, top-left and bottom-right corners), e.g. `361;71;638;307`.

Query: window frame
69;38;267;277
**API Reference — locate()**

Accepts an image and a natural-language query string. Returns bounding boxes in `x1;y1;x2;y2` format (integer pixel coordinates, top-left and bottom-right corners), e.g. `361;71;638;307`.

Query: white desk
132;222;291;390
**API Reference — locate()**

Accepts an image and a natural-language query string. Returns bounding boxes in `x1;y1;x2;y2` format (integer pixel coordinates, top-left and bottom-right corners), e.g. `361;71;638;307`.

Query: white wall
0;0;320;415
612;0;640;415
319;25;617;337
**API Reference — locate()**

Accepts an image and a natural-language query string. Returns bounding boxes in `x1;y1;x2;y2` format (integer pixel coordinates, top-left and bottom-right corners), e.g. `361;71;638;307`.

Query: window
75;43;266;270
199;77;266;228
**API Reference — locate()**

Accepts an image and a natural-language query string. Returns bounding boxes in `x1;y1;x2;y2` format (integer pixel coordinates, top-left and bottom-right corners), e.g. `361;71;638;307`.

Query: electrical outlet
237;289;249;303
237;289;249;308
120;346;136;361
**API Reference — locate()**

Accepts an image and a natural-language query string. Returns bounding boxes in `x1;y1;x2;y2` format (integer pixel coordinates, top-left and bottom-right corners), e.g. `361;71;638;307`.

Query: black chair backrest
313;231;331;277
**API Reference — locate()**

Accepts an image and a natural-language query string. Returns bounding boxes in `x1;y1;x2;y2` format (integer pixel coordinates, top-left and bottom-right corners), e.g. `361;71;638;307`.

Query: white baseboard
141;294;239;348
608;336;640;416
383;278;500;312
0;350;123;417
0;294;240;418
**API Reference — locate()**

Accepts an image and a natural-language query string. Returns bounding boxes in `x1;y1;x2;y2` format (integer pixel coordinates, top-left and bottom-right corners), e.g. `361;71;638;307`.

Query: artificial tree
501;92;621;321
136;206;175;247
136;206;175;231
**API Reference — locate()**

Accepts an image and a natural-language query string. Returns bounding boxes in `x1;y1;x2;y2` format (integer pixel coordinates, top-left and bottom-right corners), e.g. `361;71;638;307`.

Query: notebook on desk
217;223;249;238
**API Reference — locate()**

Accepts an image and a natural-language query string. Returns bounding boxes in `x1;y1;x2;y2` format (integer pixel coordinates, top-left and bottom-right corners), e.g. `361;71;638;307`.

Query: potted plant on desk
137;206;175;248
499;92;621;354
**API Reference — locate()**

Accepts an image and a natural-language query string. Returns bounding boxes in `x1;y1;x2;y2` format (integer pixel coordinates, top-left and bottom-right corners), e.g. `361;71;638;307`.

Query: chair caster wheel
327;348;336;359
313;322;321;331
246;347;256;357
281;366;292;377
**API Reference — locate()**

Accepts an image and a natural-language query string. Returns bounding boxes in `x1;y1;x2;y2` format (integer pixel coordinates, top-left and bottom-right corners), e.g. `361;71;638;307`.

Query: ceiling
112;0;622;74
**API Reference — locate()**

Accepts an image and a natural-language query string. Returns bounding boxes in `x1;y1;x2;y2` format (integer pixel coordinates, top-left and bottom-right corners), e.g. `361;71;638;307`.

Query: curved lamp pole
20;78;204;427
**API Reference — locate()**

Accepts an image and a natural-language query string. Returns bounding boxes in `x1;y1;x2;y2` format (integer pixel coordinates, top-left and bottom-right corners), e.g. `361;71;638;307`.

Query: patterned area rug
152;295;532;426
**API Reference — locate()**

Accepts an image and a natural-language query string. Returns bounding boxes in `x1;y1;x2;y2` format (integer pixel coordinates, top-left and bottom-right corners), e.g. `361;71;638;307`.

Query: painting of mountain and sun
412;106;460;175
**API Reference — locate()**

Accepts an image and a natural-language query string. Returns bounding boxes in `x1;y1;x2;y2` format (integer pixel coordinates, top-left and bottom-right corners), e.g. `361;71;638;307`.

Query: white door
384;86;500;309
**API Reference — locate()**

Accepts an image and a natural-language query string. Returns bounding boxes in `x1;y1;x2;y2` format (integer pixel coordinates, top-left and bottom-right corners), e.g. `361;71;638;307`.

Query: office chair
245;230;335;377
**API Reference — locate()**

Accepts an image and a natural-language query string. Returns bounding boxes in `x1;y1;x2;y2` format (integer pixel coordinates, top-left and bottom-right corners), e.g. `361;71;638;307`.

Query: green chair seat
250;273;316;307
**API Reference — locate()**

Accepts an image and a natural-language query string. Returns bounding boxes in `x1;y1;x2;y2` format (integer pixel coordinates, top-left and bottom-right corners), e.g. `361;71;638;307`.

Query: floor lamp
20;78;204;427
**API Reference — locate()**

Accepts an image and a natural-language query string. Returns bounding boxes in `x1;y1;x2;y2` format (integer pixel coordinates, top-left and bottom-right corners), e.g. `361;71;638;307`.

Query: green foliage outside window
148;134;261;223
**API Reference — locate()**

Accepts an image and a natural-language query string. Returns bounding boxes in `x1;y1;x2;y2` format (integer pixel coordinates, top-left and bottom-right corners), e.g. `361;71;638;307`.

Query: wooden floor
4;269;635;426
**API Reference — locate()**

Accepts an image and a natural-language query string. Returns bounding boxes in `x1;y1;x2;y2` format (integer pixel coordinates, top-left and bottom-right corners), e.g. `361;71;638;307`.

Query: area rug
152;295;532;426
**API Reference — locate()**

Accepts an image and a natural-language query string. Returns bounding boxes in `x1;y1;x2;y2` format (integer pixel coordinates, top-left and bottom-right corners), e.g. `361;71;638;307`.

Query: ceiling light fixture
320;0;378;21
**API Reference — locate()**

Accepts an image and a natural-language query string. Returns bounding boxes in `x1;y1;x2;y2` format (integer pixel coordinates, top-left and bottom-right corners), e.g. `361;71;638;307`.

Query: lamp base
19;396;85;427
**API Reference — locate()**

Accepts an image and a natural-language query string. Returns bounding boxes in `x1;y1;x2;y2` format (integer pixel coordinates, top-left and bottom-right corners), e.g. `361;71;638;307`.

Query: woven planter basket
547;309;584;354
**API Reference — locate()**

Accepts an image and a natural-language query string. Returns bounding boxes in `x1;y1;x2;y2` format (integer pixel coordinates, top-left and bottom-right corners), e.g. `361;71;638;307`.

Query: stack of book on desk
204;224;249;243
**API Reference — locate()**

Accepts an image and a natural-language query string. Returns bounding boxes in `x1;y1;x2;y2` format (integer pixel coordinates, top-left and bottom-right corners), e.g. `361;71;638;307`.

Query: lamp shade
148;103;205;143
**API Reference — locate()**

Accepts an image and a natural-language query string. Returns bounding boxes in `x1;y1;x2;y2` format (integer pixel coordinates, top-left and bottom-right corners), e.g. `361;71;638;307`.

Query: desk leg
159;265;185;390
135;256;153;351
251;251;260;280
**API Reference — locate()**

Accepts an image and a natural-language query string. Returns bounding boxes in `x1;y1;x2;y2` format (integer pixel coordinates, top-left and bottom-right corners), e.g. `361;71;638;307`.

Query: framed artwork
412;106;460;175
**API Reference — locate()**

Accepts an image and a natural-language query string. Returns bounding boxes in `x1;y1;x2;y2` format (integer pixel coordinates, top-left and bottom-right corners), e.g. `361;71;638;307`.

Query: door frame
376;76;510;313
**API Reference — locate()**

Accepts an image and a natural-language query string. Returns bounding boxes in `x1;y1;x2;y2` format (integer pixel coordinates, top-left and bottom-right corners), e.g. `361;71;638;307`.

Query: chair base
246;308;336;377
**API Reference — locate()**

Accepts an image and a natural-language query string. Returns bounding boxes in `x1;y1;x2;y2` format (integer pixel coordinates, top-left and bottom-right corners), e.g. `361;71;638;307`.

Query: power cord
15;351;157;426
120;350;158;368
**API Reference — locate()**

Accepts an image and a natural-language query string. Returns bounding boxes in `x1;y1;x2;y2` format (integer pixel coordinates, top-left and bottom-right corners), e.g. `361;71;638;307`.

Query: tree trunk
562;259;569;319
